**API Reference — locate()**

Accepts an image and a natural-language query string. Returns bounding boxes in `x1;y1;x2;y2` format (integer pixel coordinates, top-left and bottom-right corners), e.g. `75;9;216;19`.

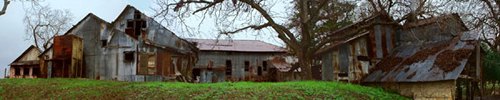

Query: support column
29;67;33;78
20;68;24;78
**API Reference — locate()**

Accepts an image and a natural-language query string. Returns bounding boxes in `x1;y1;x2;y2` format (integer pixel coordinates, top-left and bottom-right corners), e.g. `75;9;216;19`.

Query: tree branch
221;22;271;34
192;0;223;14
0;0;10;16
239;0;299;50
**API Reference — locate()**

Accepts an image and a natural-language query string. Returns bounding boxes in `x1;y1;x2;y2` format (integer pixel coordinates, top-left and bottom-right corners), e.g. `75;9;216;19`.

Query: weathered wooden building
18;5;198;82
39;35;84;78
9;45;42;78
51;5;199;81
315;14;399;82
188;39;286;82
362;14;481;99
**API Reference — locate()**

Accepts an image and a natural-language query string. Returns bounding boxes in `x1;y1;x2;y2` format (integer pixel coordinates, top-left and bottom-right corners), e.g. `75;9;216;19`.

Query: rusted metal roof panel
187;39;286;52
363;31;477;82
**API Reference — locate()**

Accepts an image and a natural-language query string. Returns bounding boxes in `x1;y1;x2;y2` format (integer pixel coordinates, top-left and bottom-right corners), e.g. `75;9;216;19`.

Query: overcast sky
0;0;285;78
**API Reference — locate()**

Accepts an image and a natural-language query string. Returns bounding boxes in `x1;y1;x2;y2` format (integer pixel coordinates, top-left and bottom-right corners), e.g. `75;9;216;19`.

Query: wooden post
476;40;483;97
4;68;6;78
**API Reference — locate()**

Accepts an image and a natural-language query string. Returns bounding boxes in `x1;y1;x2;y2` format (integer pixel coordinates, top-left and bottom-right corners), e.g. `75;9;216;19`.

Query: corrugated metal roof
363;31;478;82
187;39;286;52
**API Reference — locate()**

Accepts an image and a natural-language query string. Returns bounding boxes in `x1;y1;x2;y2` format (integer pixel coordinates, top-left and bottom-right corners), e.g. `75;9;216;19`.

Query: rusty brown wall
157;50;172;76
52;35;84;78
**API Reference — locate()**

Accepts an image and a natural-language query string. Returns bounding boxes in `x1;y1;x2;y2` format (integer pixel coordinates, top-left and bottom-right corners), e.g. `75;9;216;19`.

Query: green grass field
0;78;407;99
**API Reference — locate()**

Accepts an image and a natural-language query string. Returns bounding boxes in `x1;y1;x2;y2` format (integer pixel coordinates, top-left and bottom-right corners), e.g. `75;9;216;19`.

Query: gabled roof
41;13;108;57
110;5;198;51
63;13;110;35
10;45;41;66
187;39;286;53
111;5;135;26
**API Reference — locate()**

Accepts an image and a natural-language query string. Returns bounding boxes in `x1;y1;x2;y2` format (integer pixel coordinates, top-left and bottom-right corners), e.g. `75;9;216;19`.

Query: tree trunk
297;51;313;80
299;61;312;80
33;31;39;49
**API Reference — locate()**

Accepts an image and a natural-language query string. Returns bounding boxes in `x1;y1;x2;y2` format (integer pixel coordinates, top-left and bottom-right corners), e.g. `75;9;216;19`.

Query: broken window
32;68;40;76
244;61;250;71
125;19;146;39
14;67;20;76
124;51;134;62
226;60;232;76
262;61;268;71
23;68;29;76
140;20;147;28
134;11;141;19
127;20;134;28
257;66;262;76
101;40;107;47
138;54;156;75
147;55;156;75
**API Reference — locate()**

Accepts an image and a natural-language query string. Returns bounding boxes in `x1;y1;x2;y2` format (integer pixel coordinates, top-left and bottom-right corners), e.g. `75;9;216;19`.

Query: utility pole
4;68;7;78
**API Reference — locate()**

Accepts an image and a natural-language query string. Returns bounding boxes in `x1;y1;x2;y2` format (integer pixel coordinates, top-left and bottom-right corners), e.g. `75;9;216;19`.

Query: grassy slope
0;78;407;99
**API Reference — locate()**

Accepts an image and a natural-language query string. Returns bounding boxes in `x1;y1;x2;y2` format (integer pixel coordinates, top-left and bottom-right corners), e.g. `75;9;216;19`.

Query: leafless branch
23;2;73;50
0;0;10;16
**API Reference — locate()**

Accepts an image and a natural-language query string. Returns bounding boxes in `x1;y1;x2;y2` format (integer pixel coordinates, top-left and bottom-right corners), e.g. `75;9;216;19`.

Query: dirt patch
402;43;449;65
371;56;403;72
434;49;473;72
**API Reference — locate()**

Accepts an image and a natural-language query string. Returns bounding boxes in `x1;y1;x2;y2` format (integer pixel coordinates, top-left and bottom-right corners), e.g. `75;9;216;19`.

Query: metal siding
195;51;281;82
322;52;333;81
385;27;393;53
332;50;339;79
70;17;108;79
374;25;383;58
358;38;370;74
339;44;350;73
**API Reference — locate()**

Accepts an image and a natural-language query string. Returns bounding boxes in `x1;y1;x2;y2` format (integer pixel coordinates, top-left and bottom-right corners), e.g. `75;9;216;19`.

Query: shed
9;45;41;78
188;39;286;82
316;13;400;82
363;14;481;100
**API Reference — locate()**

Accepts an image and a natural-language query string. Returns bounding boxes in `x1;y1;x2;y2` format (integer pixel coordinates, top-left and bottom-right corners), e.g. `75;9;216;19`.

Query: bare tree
364;0;455;23
0;0;10;16
153;0;356;79
477;0;500;52
23;2;73;50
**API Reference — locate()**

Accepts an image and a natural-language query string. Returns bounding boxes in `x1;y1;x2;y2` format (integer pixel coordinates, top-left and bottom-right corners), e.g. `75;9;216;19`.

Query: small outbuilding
363;14;481;100
9;45;42;78
188;39;286;82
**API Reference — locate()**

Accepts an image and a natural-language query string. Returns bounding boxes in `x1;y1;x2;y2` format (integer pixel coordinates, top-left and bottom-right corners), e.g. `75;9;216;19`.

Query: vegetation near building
0;78;408;99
